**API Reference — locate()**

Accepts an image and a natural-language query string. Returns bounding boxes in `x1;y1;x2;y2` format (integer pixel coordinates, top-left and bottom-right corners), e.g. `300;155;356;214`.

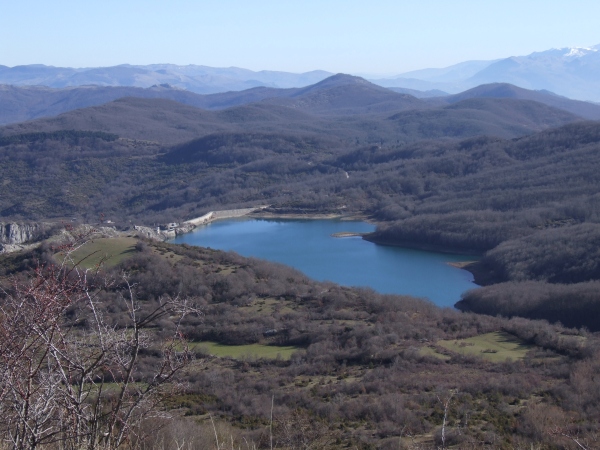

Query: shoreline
174;211;497;288
362;234;484;256
445;261;494;287
361;235;497;287
170;210;374;240
250;211;373;222
456;261;498;287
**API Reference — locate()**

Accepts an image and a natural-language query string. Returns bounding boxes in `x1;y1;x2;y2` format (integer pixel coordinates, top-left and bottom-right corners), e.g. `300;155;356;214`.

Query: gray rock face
0;222;45;245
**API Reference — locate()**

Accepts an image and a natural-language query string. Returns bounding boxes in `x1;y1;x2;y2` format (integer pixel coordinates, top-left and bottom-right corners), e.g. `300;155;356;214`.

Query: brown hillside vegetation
1;74;600;448
1;237;599;449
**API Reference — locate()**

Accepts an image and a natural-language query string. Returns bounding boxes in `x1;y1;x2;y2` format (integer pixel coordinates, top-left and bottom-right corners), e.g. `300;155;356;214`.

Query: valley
1;71;600;448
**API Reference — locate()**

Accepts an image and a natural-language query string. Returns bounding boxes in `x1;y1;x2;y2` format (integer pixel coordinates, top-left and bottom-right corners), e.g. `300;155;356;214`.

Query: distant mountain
263;74;426;115
0;84;215;125
0;97;328;145
1;82;581;147
375;60;497;86
0;74;425;125
386;98;580;140
6;45;600;102
370;45;600;102
0;64;332;94
467;46;600;101
435;83;600;120
1;98;229;144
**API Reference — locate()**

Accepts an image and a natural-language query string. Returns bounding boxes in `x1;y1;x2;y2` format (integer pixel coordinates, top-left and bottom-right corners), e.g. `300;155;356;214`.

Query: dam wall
184;212;214;226
184;206;268;227
212;208;259;219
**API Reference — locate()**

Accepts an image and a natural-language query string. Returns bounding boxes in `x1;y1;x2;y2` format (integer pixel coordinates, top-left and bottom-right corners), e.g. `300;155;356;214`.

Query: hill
4;63;600;449
0;83;232;125
0;75;581;148
0;83;306;126
386;97;580;139
0;97;232;144
1;75;589;134
1;233;596;448
438;83;600;120
264;74;426;115
0;75;426;125
0;111;592;227
1;96;600;372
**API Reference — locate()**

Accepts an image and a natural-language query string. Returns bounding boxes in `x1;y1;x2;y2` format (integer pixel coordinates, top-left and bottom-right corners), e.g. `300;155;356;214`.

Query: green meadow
431;331;533;363
59;237;138;269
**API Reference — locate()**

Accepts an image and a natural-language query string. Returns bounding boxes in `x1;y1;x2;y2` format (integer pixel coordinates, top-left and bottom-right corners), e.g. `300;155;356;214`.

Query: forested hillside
2;71;600;448
1;75;599;342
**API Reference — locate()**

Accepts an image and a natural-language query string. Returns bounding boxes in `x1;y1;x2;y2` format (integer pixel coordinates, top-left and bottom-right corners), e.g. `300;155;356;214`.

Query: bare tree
0;232;197;450
436;389;456;450
549;425;597;450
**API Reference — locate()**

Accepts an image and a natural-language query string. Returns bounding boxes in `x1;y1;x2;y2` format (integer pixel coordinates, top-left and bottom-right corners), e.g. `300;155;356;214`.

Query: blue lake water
171;218;478;307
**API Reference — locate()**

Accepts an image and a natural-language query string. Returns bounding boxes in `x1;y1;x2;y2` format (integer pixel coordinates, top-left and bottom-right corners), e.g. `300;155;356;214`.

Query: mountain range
1;75;587;146
2;56;600;348
375;45;600;101
3;37;600;450
2;44;600;102
2;74;600;128
0;64;332;94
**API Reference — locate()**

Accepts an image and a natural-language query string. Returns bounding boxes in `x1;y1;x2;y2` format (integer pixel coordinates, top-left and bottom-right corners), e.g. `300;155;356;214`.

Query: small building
159;222;180;231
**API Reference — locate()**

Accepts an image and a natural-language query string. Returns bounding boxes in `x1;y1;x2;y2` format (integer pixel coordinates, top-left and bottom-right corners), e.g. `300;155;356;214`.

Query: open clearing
62;237;138;268
435;331;533;362
193;341;299;360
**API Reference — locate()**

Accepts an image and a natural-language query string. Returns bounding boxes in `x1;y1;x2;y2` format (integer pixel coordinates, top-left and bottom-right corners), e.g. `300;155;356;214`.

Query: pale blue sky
1;0;599;75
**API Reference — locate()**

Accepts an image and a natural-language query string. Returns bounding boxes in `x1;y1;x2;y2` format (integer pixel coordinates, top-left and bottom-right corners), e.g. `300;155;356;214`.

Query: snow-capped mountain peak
563;46;598;58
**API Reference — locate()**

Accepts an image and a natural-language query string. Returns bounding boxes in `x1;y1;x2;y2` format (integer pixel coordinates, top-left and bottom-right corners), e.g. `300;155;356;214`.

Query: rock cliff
0;222;49;253
0;222;46;245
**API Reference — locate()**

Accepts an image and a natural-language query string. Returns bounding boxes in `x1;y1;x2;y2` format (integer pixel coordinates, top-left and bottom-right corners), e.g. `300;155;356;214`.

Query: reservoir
171;218;477;307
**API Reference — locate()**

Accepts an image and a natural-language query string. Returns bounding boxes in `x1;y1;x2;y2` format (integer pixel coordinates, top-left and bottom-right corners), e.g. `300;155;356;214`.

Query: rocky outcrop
0;222;49;254
0;222;46;245
130;225;173;241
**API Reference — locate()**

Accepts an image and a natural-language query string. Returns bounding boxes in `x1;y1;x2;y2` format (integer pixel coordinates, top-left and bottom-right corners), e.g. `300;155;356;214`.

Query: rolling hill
2;75;593;132
0;95;581;149
4;56;600;450
437;83;600;120
0;75;422;125
0;84;223;125
263;74;426;115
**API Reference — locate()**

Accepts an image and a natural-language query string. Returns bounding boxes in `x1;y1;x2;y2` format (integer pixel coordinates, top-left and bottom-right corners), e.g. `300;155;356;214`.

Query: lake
171;218;478;307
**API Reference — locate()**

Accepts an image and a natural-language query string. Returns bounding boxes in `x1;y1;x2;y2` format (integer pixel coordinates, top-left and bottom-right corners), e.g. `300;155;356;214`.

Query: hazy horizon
2;0;599;75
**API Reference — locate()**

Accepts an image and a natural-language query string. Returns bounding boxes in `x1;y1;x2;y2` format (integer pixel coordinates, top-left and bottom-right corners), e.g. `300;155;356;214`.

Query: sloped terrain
1;236;597;448
438;82;600;120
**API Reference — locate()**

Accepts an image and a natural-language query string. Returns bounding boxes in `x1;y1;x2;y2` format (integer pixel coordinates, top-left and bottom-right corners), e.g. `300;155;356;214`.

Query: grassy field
193;341;299;360
434;331;533;363
61;237;138;269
